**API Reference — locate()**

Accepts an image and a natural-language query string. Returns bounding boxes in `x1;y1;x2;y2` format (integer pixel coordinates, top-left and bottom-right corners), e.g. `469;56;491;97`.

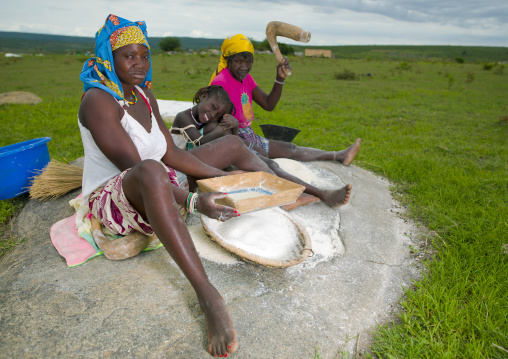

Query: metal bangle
274;78;285;85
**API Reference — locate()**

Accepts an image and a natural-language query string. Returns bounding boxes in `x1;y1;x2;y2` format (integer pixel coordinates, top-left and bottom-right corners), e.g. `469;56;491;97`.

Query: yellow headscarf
110;25;150;51
209;34;254;84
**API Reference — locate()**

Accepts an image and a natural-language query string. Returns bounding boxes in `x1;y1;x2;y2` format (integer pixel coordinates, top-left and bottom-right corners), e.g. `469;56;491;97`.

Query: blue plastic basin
0;137;51;200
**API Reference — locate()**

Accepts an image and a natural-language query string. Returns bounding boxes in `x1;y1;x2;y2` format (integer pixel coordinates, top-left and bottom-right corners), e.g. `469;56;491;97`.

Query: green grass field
0;52;507;358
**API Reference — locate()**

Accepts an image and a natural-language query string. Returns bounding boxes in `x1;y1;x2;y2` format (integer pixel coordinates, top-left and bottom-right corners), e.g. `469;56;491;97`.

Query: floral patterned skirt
88;163;180;237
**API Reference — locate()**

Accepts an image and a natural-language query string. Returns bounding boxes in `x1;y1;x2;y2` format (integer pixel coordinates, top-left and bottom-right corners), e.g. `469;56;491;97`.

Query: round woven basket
200;212;313;268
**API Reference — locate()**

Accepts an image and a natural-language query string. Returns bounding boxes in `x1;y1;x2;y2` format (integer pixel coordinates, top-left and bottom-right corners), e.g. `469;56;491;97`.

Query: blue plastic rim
0;137;51;200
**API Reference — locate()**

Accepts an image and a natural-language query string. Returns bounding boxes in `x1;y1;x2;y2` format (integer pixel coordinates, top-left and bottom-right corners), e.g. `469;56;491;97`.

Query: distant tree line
4;32;505;62
250;38;295;55
158;36;294;55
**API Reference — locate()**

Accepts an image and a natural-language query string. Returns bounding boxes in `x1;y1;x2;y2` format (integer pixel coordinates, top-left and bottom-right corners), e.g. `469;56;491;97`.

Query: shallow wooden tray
197;171;305;214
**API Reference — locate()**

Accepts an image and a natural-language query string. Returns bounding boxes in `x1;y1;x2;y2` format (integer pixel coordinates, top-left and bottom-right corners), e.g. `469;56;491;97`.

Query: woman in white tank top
77;14;298;357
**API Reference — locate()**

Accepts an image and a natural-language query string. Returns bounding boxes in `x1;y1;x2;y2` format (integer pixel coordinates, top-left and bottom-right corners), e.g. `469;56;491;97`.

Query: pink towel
51;193;164;267
50;214;101;267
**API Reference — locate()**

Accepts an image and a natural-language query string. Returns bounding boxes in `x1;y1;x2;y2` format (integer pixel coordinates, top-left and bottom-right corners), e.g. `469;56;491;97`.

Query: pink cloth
210;68;257;128
50;214;100;267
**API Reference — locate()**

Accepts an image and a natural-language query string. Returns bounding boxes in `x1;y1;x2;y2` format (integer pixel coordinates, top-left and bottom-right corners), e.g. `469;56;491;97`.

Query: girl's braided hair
193;85;236;117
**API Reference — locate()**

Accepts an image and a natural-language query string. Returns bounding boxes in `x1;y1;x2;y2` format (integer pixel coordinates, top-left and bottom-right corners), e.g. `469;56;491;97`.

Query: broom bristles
29;160;83;201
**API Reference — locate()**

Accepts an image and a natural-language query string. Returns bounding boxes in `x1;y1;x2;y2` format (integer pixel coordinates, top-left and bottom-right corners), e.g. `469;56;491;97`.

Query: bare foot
320;184;352;209
201;288;238;357
335;138;361;166
282;193;321;211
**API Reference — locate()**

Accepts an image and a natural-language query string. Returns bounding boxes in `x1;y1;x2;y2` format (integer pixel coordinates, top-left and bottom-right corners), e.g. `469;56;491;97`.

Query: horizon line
1;30;507;48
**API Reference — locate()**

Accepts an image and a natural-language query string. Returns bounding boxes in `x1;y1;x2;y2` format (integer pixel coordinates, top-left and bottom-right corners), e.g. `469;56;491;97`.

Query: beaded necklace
190;106;203;126
124;90;137;107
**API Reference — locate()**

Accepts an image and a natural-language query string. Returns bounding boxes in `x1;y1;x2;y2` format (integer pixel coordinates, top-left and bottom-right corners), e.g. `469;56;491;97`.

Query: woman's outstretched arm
251;57;291;111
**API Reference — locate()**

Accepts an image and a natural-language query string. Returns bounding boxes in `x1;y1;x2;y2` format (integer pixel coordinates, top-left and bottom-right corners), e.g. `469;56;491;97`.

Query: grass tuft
334;69;358;80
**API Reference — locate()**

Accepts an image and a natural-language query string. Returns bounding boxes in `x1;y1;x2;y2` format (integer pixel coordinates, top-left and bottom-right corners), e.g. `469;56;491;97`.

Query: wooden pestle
265;21;311;76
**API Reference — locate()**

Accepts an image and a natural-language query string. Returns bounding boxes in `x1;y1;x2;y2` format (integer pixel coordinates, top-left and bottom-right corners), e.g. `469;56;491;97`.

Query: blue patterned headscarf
79;14;152;101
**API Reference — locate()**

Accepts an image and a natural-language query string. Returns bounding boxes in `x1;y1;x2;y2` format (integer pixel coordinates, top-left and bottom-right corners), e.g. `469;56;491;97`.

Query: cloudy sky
2;0;507;46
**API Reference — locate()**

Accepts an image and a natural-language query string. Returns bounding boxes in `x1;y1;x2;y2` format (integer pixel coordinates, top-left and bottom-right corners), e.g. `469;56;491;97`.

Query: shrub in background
334;69;358;80
397;61;412;70
483;62;496;70
159;37;181;52
494;65;504;75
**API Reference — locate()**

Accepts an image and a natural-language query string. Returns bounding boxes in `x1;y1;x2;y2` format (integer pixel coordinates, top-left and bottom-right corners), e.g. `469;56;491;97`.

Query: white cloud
190;30;213;38
1;0;507;46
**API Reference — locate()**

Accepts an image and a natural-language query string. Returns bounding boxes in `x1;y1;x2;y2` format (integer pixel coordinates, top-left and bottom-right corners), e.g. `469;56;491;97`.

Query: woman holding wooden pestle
209;34;361;164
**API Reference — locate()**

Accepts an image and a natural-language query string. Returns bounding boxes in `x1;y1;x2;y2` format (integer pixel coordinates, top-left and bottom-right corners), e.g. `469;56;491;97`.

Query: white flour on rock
188;159;346;269
204;208;302;261
187;214;240;265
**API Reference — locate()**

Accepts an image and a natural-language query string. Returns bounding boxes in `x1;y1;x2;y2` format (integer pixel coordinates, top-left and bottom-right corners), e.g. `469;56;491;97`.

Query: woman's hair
193;85;236;116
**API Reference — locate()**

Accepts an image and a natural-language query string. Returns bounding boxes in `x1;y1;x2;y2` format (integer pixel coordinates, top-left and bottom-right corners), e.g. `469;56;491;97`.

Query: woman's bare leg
267;138;361;165
190;135;272;173
191;136;352;209
262;157;352;208
122;160;238;357
189;137;321;209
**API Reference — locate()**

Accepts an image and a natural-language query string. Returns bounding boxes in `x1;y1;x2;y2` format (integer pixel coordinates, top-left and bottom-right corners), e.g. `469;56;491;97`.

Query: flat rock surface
0;162;423;358
156;99;193;124
0;91;43;105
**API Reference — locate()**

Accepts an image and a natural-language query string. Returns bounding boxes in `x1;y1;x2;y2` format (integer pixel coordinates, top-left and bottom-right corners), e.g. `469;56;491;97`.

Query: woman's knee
285;142;298;154
215;134;246;151
225;134;244;146
128;160;170;187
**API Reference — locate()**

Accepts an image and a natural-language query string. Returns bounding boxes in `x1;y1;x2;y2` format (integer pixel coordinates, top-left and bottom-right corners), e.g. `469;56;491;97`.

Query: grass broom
29;160;83;200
